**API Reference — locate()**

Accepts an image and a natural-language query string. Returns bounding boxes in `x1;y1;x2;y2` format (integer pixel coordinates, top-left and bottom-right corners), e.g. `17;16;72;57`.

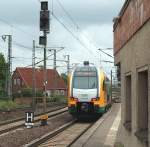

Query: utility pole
98;48;101;67
2;35;12;99
53;49;56;70
66;55;70;75
32;40;36;111
111;70;113;103
43;31;47;113
48;49;57;70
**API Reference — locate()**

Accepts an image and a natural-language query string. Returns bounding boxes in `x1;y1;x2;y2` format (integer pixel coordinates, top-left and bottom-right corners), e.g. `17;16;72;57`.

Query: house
12;67;67;96
113;0;150;147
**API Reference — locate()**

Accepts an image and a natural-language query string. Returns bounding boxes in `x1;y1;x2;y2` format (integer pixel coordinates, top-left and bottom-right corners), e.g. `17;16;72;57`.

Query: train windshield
73;67;98;89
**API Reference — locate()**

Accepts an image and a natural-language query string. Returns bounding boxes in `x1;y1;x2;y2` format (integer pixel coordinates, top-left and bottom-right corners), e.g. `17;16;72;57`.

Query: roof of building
13;67;67;90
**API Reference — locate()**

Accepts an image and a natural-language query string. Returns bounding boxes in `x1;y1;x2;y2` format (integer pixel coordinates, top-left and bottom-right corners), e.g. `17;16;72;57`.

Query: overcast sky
0;0;125;75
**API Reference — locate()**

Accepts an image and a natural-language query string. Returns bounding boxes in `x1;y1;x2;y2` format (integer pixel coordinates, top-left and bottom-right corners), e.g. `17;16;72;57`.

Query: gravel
0;112;74;147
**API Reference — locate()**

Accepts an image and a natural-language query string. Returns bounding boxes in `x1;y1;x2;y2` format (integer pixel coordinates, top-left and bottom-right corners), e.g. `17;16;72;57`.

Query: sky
0;0;125;76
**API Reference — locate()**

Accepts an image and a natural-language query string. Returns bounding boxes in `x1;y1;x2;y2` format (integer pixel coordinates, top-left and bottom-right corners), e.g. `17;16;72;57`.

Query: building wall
114;19;150;147
114;0;150;54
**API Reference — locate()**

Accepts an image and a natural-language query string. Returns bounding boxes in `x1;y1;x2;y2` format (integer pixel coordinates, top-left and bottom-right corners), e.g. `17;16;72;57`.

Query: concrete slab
71;103;121;147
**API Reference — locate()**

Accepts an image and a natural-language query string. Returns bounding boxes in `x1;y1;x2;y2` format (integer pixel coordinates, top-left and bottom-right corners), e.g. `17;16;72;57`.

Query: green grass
0;99;29;110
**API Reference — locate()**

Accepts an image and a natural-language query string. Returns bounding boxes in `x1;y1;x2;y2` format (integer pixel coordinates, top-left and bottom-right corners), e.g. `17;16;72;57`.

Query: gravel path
0;112;73;147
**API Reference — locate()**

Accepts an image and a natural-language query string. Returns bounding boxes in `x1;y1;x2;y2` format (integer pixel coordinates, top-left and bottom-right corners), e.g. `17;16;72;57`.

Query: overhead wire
52;13;96;57
55;0;114;59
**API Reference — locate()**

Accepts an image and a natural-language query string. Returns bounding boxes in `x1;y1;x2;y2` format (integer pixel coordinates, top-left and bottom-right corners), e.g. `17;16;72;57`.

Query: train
68;61;111;117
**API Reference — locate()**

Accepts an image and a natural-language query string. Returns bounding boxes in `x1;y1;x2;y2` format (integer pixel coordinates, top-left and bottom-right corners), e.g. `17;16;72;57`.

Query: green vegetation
13;88;44;98
48;94;67;103
0;53;8;97
0;99;29;110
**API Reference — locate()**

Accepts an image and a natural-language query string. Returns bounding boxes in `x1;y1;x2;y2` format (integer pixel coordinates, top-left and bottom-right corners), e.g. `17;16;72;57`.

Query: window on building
124;74;132;131
61;90;64;95
17;78;21;86
14;79;17;85
135;70;148;145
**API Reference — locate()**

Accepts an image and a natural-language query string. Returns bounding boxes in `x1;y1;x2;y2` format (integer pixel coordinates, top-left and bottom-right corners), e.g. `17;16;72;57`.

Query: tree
61;73;68;85
0;53;7;96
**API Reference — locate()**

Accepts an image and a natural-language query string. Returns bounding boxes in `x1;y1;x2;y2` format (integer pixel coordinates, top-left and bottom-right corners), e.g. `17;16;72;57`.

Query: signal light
39;36;47;45
40;11;50;31
41;1;48;10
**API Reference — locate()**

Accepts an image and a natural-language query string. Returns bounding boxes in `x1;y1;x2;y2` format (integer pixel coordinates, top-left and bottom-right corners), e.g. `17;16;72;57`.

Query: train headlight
91;98;98;101
70;97;78;102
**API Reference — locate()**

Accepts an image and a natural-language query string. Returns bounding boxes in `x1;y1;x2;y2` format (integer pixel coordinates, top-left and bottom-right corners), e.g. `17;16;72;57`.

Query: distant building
12;67;67;96
113;0;150;147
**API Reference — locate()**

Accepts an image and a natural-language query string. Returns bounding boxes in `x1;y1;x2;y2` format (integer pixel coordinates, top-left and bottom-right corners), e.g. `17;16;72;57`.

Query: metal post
67;55;70;75
43;31;47;113
53;49;56;70
2;35;12;99
111;70;113;103
98;49;101;67
32;40;36;111
8;35;12;99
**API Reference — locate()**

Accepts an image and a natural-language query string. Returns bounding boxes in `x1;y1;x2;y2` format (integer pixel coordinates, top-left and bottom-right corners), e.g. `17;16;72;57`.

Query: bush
22;88;32;97
48;94;67;103
0;90;7;98
0;100;18;110
36;90;44;97
13;88;44;98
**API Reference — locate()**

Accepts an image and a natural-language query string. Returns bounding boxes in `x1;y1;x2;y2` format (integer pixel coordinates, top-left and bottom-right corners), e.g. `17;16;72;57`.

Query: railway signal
40;1;49;32
39;1;50;122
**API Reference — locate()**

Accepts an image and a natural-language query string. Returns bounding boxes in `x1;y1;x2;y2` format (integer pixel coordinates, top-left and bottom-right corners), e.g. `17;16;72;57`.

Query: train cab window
73;67;98;89
135;70;148;145
124;74;132;131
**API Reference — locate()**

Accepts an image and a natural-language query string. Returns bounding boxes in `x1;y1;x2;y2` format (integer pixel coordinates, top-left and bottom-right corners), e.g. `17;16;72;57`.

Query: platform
71;103;121;147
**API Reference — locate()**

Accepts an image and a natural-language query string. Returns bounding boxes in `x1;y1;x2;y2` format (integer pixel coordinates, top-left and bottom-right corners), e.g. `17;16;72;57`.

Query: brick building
113;0;150;147
12;67;67;96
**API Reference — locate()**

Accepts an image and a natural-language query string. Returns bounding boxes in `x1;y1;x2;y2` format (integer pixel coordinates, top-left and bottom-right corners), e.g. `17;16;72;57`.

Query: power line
52;13;96;57
55;0;79;30
0;18;37;40
54;0;114;59
13;41;33;50
25;48;64;67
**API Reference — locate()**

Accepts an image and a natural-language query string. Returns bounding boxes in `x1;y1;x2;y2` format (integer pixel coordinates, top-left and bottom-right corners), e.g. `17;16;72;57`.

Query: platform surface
71;103;121;147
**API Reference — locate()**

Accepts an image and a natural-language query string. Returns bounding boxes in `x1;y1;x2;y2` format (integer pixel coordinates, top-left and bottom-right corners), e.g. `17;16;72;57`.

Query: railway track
40;122;93;147
24;120;94;147
25;105;114;147
0;106;67;135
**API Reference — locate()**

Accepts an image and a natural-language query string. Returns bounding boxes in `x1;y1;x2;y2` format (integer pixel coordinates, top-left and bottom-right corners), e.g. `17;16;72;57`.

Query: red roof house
12;67;67;96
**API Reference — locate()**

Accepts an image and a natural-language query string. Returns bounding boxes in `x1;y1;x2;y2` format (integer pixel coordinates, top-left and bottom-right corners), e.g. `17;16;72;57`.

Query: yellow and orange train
68;61;111;117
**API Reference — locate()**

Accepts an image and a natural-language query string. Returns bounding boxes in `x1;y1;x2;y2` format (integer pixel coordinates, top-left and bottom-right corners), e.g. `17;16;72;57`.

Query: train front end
68;62;106;117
